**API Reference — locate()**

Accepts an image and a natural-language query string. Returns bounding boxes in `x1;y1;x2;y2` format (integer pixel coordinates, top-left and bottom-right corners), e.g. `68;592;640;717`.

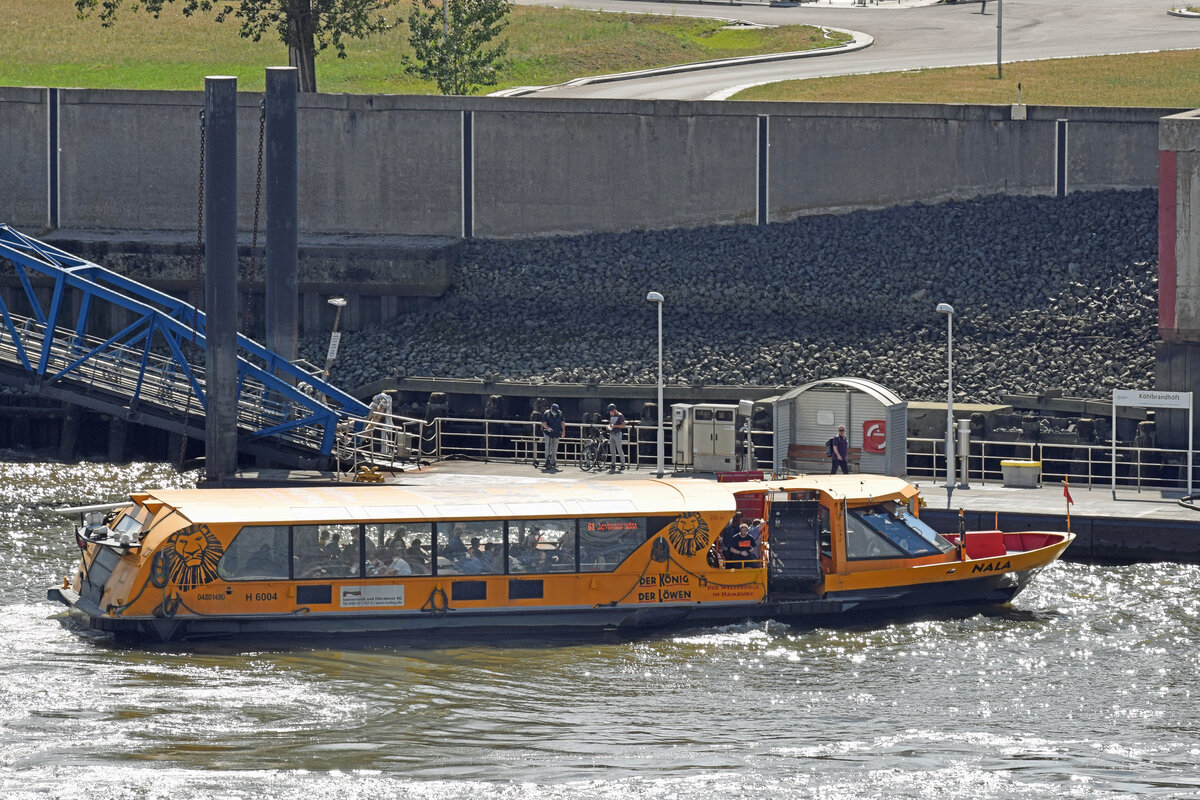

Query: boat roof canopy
140;478;736;526
137;475;917;526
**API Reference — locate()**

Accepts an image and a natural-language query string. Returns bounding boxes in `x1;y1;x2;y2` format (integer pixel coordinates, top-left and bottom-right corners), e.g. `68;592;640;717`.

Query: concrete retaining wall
473;104;758;236
0;87;49;228
0;89;1181;238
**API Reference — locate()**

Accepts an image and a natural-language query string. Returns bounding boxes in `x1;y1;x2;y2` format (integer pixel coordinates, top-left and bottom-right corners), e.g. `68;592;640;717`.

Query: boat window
509;519;575;573
439;521;503;576
366;523;432;576
894;509;955;553
580;517;646;572
218;525;289;580
112;507;147;537
293;524;359;579
846;505;953;559
844;511;905;560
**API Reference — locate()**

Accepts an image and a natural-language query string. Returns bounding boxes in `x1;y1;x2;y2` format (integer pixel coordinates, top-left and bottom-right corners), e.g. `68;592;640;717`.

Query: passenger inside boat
555;529;576;571
210;512;665;582
747;519;764;561
405;539;428;571
722;523;759;568
436;522;505;575
718;512;745;550
442;526;468;561
385;547;413;575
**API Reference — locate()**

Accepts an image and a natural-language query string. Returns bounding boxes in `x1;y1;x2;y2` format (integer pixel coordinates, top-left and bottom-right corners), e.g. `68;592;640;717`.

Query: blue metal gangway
0;224;373;467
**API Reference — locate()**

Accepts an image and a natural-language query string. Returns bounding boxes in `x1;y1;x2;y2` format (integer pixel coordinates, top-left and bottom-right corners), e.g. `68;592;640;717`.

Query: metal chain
244;99;265;336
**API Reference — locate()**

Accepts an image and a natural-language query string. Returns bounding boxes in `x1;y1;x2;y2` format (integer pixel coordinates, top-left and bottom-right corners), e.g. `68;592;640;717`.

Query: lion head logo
165;524;224;592
667;513;709;556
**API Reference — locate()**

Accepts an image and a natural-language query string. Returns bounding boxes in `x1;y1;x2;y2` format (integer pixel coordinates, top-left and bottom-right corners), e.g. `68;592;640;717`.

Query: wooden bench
785;443;861;474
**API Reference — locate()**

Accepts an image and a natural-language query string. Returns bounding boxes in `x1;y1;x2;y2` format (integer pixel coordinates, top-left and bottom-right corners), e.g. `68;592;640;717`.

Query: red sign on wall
863;420;886;453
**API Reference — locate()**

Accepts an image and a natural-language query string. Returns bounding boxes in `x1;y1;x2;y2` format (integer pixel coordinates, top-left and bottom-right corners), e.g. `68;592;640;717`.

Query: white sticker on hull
340;584;405;608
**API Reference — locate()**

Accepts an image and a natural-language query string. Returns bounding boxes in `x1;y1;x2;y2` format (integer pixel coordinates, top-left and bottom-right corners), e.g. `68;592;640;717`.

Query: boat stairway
767;497;823;589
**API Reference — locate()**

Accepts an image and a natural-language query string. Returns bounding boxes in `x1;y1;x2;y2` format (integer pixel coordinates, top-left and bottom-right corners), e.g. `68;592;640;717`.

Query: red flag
1063;480;1074;505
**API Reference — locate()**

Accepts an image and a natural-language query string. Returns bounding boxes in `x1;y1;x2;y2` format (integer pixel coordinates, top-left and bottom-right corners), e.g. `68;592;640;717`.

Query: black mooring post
204;75;239;483
265;66;299;363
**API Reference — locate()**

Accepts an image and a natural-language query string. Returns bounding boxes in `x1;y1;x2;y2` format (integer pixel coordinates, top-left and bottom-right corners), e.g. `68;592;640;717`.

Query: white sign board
340;584;404;608
1111;388;1193;498
1113;389;1192;410
326;331;342;361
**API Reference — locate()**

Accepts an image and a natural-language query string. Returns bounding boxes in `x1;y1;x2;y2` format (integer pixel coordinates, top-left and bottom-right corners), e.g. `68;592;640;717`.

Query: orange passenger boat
48;475;1073;642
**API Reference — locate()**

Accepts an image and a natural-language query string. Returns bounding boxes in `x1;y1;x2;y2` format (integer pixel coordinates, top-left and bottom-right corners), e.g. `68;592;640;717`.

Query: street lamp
997;0;1004;79
936;303;955;488
323;296;347;381
646;291;665;478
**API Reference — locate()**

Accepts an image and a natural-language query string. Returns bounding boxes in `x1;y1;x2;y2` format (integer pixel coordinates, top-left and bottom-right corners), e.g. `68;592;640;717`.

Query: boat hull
48;564;1044;643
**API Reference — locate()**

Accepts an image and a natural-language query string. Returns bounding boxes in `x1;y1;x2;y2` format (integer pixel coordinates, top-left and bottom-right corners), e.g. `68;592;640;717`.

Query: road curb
491;27;873;98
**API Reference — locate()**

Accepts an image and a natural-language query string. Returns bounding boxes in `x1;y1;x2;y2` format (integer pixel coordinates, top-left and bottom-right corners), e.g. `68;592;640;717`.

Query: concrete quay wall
0;88;1178;238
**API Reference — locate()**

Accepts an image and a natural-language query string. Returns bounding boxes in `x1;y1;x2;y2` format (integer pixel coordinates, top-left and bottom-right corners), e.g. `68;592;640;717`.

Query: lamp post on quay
936;303;955;489
646;291;665;478
323;296;347;381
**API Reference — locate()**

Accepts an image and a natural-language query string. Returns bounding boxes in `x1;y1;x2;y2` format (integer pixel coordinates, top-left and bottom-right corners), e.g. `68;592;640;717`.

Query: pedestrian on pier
542;403;565;471
607;404;627;471
830;425;850;475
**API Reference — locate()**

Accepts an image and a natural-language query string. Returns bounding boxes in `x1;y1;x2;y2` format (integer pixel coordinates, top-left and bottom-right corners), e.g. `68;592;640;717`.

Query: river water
1;460;1198;799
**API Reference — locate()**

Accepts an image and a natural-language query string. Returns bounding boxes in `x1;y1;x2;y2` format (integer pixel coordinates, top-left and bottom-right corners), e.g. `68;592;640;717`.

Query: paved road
514;0;1198;100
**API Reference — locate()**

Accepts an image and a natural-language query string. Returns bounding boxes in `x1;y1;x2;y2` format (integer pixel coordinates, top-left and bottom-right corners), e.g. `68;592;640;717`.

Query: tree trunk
288;0;318;92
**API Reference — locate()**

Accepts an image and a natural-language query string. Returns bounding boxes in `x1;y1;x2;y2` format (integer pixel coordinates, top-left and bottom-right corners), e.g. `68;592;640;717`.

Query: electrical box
672;403;693;467
672;403;739;472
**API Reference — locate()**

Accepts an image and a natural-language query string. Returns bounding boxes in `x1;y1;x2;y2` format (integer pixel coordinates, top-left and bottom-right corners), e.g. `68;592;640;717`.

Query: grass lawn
733;49;1200;107
0;0;848;94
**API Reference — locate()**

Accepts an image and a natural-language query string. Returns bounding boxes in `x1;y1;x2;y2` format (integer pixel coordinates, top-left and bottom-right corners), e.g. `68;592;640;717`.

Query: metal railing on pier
424;418;676;470
906;436;1195;493
339;416;776;474
347;417;1198;495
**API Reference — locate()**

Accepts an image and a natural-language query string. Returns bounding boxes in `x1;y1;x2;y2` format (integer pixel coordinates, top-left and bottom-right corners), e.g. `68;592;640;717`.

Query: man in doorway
607;403;627;472
830;425;850;475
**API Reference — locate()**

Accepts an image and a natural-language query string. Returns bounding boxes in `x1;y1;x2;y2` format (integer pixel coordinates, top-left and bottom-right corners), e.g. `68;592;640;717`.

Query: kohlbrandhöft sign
1113;389;1192;410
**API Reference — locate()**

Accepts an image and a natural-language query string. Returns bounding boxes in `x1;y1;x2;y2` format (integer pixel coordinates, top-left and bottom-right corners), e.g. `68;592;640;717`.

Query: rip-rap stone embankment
307;189;1158;404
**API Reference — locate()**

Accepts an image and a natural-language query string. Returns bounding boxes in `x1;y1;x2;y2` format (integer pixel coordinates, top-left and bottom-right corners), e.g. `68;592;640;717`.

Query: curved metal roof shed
772;378;908;477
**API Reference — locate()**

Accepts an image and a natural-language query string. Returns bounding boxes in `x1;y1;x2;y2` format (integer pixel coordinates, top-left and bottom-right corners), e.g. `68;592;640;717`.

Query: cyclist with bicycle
607;403;627;472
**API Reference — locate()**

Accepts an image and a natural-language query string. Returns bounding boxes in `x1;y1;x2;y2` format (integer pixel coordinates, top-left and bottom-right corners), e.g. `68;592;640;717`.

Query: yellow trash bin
1000;460;1041;488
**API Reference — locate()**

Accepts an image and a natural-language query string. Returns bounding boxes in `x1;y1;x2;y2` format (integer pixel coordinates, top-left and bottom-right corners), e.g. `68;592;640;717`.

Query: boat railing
905;435;1196;493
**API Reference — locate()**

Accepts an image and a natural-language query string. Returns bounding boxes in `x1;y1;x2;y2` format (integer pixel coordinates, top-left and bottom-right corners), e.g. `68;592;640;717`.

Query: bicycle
578;425;610;472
